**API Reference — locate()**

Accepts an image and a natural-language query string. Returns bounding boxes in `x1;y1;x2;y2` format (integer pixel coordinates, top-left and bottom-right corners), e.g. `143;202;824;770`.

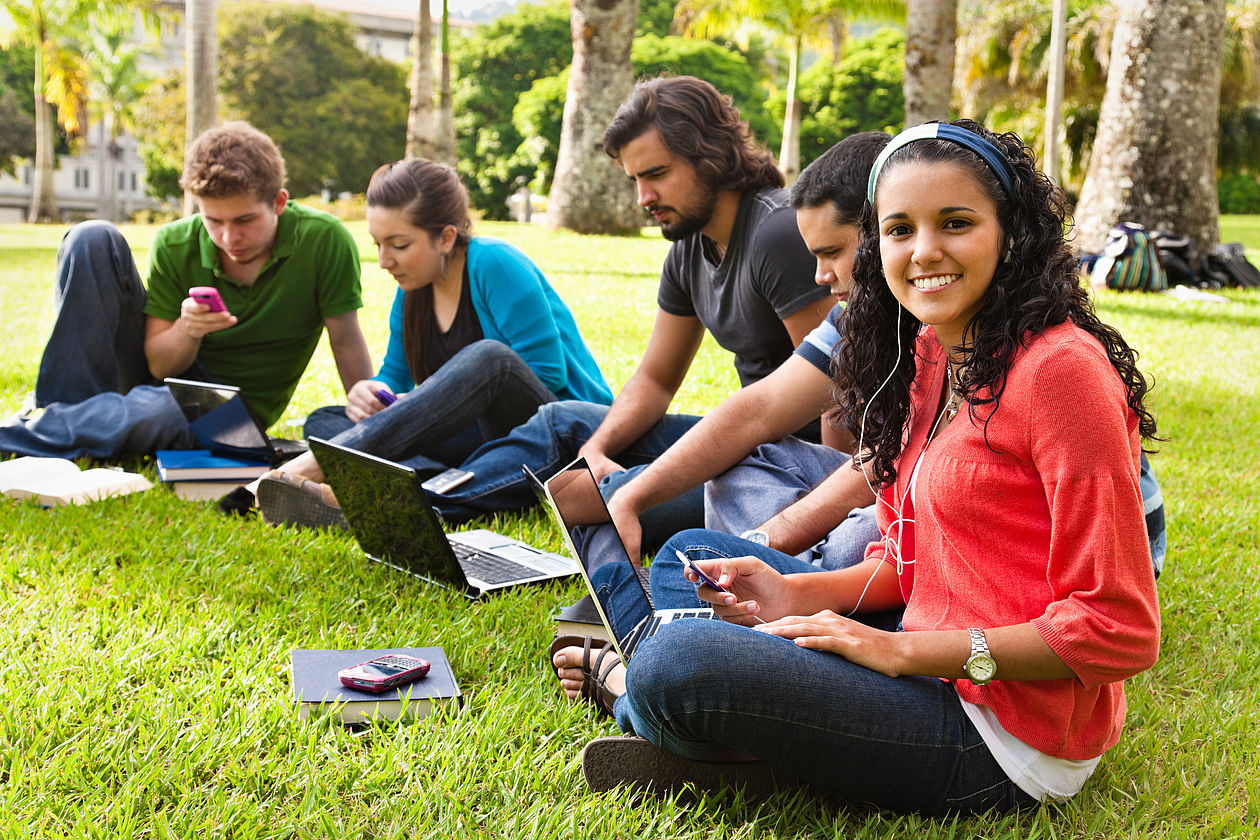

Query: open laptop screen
544;458;653;604
165;377;278;460
309;437;468;590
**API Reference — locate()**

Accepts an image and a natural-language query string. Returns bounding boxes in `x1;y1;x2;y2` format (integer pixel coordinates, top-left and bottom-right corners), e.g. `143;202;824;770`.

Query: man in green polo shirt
0;122;373;459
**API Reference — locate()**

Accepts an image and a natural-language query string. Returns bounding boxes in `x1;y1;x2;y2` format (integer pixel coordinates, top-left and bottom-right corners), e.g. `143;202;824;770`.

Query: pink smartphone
189;286;227;313
338;653;431;694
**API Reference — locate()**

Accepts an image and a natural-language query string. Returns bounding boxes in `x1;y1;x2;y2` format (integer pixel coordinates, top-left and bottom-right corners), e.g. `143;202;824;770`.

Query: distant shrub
1218;174;1260;214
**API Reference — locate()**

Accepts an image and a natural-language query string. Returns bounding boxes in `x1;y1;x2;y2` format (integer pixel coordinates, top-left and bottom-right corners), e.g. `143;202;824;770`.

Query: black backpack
1150;230;1196;288
1200;243;1260;289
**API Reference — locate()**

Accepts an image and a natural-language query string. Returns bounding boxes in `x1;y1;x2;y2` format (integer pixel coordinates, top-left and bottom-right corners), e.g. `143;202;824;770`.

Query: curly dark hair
833;119;1159;489
602;75;783;193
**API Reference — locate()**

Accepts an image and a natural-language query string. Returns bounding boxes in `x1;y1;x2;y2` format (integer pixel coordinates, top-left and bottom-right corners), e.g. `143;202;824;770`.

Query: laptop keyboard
451;541;540;585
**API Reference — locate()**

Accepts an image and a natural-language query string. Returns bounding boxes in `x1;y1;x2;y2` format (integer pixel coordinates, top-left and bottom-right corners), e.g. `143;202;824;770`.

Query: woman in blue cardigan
235;158;612;527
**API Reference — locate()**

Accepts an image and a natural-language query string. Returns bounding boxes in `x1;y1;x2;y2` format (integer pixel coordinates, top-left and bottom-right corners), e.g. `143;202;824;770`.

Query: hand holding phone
676;549;766;624
338;653;431;693
676;549;729;593
189;286;227;313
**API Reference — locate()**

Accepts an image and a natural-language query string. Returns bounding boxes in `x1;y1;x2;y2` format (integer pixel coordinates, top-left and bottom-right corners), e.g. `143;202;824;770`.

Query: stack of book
154;449;272;501
0;456;152;506
290;647;461;725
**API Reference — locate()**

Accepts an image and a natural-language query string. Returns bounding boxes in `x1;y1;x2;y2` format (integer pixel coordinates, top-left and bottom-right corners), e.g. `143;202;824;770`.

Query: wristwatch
964;628;997;686
739;528;770;547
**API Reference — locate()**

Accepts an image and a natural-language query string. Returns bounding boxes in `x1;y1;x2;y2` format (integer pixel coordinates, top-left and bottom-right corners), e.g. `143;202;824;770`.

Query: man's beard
656;182;717;242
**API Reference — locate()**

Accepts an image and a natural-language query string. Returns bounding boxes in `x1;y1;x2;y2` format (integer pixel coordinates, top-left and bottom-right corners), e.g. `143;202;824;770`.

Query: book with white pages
0;456;152;506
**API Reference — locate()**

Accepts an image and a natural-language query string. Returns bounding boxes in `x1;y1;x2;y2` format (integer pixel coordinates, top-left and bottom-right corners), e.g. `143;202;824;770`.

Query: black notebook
290;647;461;725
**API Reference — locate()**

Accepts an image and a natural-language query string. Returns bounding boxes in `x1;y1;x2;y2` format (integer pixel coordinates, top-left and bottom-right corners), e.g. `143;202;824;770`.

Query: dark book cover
290;647;461;724
554;593;609;641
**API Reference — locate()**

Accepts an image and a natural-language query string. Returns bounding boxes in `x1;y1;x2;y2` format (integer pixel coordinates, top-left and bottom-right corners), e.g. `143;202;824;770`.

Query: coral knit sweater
865;322;1161;760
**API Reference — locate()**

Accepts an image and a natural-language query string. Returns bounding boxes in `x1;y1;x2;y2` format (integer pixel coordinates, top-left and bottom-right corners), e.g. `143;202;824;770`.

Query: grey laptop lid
310;437;575;597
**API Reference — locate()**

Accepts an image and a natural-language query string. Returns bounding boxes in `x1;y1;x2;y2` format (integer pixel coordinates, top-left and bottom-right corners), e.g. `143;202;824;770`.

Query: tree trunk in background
184;0;218;216
434;0;455;165
903;0;956;127
546;0;640;234
1074;0;1226;260
30;92;58;223
778;37;802;182
406;0;435;160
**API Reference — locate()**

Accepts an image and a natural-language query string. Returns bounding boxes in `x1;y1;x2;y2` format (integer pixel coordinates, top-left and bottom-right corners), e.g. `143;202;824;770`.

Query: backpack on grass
1200;243;1260;289
1089;222;1168;292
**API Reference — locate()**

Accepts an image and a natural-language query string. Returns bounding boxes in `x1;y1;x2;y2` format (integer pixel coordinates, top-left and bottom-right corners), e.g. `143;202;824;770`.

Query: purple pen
376;388;397;406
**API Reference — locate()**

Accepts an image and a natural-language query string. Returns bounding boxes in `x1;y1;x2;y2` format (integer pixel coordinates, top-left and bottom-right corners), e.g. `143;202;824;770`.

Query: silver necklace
944;362;963;421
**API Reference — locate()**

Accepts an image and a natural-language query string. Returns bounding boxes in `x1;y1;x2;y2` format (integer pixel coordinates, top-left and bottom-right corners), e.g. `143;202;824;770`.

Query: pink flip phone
189;286;227;312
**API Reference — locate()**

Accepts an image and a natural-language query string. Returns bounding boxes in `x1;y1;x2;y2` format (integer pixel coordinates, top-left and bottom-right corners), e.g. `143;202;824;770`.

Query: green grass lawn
0;216;1257;838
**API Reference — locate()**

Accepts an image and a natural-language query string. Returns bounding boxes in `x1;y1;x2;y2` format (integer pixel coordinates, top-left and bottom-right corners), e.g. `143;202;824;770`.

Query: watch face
967;655;996;683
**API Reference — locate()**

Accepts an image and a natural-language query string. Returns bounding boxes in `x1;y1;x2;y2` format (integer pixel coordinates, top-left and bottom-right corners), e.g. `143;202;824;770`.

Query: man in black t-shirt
429;76;831;539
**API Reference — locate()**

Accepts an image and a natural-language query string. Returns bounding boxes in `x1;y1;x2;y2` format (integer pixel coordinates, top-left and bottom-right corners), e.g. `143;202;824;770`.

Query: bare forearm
145;320;202;379
579;373;675;461
759;463;876;555
889;623;1074;681
331;336;373;395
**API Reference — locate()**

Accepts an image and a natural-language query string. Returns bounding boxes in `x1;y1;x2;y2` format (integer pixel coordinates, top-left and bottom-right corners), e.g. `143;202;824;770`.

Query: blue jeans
590;528;901;642
1;221;199;458
303;340;558;478
613;616;1036;815
430;400;703;530
704;435;879;570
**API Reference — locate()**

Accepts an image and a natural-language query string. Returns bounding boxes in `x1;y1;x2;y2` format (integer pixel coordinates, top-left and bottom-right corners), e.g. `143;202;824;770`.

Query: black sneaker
217;485;257;518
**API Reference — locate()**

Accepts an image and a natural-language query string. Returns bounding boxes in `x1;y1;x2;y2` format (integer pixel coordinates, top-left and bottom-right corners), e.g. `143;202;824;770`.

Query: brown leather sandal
549;634;622;718
256;470;348;531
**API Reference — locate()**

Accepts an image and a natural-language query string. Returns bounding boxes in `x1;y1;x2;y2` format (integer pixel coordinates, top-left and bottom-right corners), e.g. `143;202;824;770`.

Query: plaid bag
1089;222;1168;292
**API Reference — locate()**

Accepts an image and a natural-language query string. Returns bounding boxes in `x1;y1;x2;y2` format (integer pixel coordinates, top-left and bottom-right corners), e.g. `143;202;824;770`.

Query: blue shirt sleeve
793;303;844;374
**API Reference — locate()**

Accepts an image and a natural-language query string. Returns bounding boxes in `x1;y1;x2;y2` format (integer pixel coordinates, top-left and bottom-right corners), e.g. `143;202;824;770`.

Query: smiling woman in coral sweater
554;120;1160;814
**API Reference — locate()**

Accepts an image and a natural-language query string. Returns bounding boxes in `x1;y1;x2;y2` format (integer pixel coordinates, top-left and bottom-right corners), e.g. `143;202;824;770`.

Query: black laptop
310;437;578;598
165;377;308;464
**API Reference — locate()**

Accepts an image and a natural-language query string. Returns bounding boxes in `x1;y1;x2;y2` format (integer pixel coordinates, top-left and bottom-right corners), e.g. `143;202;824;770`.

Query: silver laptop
310;437;577;598
537;457;718;664
165;377;308;463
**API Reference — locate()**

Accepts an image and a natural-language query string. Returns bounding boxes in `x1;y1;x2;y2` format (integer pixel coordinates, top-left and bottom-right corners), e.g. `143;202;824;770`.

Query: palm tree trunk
777;37;802;183
184;0;218;216
435;0;456;165
1075;0;1225;259
406;0;435;159
30;42;59;224
903;0;957;126
546;0;640;233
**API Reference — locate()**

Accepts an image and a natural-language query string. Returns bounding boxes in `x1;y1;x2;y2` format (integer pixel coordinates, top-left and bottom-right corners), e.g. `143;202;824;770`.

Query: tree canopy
217;1;408;197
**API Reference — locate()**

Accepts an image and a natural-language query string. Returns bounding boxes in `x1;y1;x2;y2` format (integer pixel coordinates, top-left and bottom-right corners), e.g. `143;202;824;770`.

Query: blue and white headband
866;123;1016;203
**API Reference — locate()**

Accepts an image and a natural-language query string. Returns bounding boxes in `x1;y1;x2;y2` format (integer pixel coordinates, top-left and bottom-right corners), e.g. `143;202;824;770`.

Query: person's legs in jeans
35;220;152;406
310;340;559;474
704;437;878;570
433;401;701;522
612;618;1035;815
587;528;827;642
303;407;356;442
0;385;197;458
